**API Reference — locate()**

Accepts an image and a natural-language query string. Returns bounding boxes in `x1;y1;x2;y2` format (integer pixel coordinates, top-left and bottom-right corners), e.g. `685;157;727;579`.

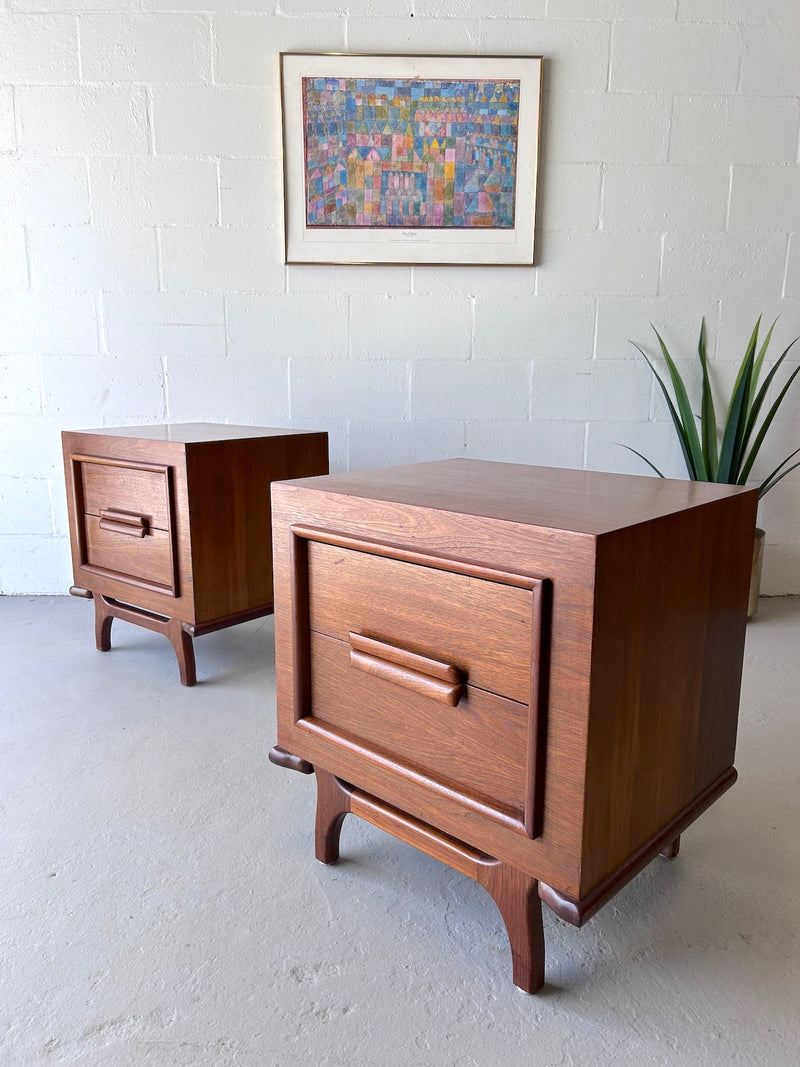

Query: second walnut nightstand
62;423;328;685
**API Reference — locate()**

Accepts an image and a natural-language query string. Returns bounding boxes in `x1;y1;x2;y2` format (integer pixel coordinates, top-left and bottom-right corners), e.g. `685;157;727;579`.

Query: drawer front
73;455;177;594
310;632;529;816
81;460;170;531
84;515;174;589
295;530;548;837
307;539;533;704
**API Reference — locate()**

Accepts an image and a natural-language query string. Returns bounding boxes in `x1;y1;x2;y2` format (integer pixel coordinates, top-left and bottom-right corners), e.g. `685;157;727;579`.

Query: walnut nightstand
62;423;328;685
269;459;757;993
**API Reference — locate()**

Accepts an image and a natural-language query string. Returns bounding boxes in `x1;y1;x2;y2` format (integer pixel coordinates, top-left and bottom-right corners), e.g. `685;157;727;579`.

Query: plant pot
747;527;765;620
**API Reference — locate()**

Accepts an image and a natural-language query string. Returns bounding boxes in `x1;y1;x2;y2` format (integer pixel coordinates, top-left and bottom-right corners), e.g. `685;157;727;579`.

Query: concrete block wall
1;0;799;594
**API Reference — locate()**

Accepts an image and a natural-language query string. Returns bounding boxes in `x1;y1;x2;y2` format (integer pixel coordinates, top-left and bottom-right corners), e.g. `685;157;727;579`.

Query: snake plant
626;317;800;498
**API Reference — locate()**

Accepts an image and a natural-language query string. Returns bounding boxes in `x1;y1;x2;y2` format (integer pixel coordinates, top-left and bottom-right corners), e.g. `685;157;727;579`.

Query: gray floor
2;594;799;1067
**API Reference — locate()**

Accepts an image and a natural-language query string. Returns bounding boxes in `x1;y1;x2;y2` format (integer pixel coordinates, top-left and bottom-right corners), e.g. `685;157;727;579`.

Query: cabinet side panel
187;433;328;624
581;490;757;895
692;493;758;790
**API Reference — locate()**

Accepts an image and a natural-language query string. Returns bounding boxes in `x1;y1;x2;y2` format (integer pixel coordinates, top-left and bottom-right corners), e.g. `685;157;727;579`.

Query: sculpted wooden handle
98;508;149;538
348;631;464;706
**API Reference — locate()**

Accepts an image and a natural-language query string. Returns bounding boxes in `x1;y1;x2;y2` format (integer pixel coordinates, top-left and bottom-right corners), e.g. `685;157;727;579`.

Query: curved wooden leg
314;769;353;864
478;861;545;994
168;618;196;687
309;779;546;993
94;594;114;652
660;835;681;859
90;596;197;685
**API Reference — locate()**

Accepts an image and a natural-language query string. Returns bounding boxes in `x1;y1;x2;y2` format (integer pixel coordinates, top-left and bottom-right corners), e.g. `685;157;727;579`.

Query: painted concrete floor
2;594;799;1066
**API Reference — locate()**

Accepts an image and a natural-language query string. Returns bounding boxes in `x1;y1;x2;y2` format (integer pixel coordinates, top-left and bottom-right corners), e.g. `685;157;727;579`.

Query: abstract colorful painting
302;78;521;229
280;54;542;265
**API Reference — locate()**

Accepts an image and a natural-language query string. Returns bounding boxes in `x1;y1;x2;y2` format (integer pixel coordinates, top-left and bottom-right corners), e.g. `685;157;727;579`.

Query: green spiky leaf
626;317;800;499
759;450;800;497
632;342;699;479
619;444;666;479
652;327;708;480
697;319;719;478
740;361;800;491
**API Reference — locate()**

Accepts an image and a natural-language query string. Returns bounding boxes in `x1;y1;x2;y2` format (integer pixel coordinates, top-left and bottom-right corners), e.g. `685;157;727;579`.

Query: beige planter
747;527;765;620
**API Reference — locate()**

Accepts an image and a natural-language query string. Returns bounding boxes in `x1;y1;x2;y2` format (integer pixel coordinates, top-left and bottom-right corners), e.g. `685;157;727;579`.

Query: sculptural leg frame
92;594;197;686
314;769;354;864
660;835;681;859
311;768;546;993
478;860;545;994
94;594;114;652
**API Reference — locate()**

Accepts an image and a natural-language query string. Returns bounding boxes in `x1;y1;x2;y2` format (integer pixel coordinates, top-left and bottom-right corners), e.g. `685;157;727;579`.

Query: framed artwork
280;53;543;266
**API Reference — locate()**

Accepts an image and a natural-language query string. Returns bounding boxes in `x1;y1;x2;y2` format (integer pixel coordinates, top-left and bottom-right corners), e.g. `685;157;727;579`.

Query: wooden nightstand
62;423;328;684
269;459;758;993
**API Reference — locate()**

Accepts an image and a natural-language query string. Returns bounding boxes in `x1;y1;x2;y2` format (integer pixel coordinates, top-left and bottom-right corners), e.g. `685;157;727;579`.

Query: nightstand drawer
310;631;529;815
84;515;174;588
81;459;171;531
75;455;176;593
307;539;534;705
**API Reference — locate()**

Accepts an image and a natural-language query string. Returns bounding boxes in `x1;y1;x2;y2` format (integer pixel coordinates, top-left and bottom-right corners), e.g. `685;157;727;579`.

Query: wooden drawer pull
98;508;149;537
348;631;464;706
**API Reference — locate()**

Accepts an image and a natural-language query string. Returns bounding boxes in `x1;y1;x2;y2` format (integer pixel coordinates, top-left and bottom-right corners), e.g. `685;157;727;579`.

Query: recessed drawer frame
68;453;178;597
287;524;551;839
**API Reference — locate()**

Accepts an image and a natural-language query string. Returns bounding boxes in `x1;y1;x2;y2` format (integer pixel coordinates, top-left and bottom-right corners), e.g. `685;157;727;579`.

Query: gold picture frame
280;52;543;266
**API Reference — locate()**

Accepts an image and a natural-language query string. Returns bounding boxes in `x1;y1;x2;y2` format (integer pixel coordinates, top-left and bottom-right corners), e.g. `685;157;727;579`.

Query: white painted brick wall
103;292;226;360
90;159;219;226
0;88;17;152
0;227;29;288
786;239;800;298
0;291;98;354
740;25;800;95
220;158;283;226
18;86;150;155
609;22;741;95
536;233;662;296
412;359;530;421
668;96;798;165
348;417;465;470
660;233;788;297
291;357;409;421
2;1;800;594
1;157;91;225
159;227;284;292
213;15;347;87
0;14;79;83
350;295;473;361
1;356;39;417
30;226;160;290
473;294;595;362
151;86;273;156
80;15;212;85
227;293;349;366
466;418;584;469
40;351;167;422
545;92;672;165
728;166;800;232
601;165;729;233
480;20;611;93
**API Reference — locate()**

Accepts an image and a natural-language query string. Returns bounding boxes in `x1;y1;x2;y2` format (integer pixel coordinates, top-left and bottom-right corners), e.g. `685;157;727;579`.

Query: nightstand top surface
282;458;756;535
64;423;323;444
